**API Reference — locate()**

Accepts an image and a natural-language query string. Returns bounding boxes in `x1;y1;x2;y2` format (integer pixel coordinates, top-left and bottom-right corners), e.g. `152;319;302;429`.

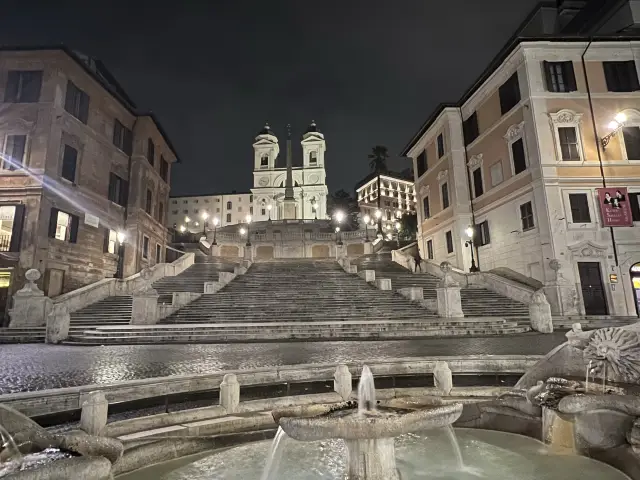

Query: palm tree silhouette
368;145;389;173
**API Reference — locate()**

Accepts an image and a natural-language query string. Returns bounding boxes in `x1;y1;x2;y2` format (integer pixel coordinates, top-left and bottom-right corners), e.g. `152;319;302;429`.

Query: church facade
250;122;328;222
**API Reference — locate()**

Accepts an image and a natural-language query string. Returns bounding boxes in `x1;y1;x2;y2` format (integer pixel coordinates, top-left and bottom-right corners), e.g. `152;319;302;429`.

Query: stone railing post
433;361;453;395
130;268;159;325
46;303;70;344
210;244;221;257
79;391;108;436
358;269;376;283
8;269;53;327
220;373;240;413
334;364;352;401
435;262;464;318
530;289;553;333
375;278;392;290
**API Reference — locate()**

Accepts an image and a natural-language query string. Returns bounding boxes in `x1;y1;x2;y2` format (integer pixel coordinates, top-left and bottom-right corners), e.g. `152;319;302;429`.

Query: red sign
597;187;634;227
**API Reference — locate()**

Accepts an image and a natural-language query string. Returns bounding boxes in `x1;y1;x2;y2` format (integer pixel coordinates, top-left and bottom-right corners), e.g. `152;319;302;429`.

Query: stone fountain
273;365;463;480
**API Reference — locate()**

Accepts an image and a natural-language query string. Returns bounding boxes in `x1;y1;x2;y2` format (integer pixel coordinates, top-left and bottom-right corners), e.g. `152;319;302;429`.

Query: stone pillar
530;289;553;333
46;303;70;344
346;264;358;274
80;391;108;436
8;269;53;327
358;269;376;283
204;281;220;294
433;361;453;395
435;262;464;318
210;244;221;257
334;364;352;401
130;268;159;325
220;373;240;413
375;278;392;290
364;241;373;254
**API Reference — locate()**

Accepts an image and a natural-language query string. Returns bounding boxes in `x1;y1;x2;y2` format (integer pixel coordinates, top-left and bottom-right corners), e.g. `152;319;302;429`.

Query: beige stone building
403;1;640;317
0;46;178;314
169;192;254;233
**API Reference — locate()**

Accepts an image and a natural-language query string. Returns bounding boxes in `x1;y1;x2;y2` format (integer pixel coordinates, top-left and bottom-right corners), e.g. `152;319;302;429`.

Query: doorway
577;262;608;315
630;262;640;316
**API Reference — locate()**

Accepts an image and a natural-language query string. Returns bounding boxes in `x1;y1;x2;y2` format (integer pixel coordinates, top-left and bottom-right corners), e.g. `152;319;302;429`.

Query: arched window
260;154;269;168
309;151;317;165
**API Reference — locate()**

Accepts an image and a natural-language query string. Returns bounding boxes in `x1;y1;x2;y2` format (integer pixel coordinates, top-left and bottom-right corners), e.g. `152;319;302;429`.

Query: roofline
0;44;182;163
400;30;640;156
356;174;414;192
170;192;253;198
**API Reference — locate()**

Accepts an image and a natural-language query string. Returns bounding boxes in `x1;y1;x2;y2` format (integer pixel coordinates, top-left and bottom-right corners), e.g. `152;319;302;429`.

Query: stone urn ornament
438;261;459;288
16;268;43;296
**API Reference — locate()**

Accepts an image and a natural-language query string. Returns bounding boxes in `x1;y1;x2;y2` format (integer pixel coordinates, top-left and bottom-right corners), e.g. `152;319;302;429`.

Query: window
260;154;269;167
158;202;164;223
623;127;640;160
226;201;232;209
630;192;640;221
477;221;490;246
183;200;188;204
147;138;155;166
204;199;210;203
108;173;128;207
226;213;231;222
160;156;169;181
0;205;23;252
309;151;317;164
499;72;520;115
113;120;133;155
445;230;453;254
437;134;445;158
511;138;527;175
250;195;253;202
261;208;266;215
426;239;434;259
145;189;153;215
142;236;149;259
520;201;535;231
250;206;253;215
155;244;162;264
472;168;483;198
463;112;479;145
105;229;117;254
48;208;79;243
490;162;503;187
2;135;26;170
543;61;577;92
172;210;178;214
194;200;199;203
569;193;591;223
441;182;449;209
171;200;177;204
603;61;640;92
183;209;188;214
238;206;242;212
422;196;430;219
5;70;42;103
558;127;580;161
416;150;427;177
64;81;89;124
61;145;77;182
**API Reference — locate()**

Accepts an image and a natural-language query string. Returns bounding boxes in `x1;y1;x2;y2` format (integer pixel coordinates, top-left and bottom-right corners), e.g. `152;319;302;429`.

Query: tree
398;212;417;241
327;189;359;230
368;145;389;173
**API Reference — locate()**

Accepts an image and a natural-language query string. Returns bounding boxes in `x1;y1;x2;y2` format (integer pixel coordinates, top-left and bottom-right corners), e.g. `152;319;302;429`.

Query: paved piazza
0;333;567;394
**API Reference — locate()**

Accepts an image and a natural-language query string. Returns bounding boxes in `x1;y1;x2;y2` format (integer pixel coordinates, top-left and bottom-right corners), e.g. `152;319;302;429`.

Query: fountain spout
358;365;376;415
0;424;22;465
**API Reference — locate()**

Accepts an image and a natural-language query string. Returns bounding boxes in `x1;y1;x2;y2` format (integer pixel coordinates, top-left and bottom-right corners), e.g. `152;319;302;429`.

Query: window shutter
9;204;25;252
124;129;133;156
103;228;110;252
4;71;19;102
565;62;577;91
48;208;59;238
120;180;129;207
542;61;554;91
79;91;90;123
23;71;43;102
64;81;75;113
108;173;117;202
628;61;640;91
69;214;79;243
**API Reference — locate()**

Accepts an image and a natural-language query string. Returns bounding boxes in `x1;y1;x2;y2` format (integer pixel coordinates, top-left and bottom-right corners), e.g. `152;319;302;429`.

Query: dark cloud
0;0;539;195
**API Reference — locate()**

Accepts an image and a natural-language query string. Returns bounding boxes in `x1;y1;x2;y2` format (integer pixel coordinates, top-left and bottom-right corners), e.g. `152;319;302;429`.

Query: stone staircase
65;259;530;344
353;253;531;318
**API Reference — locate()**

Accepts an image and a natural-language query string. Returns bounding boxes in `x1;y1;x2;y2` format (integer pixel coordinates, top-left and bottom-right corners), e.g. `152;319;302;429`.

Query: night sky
0;0;538;196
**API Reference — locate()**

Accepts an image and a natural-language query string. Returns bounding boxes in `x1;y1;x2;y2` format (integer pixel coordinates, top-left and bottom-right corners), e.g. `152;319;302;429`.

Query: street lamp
245;214;252;246
363;214;370;241
212;217;219;245
335;210;345;245
601;112;627;149
465;225;479;273
184;216;191;233
395;221;401;248
267;203;272;221
179;225;186;233
375;209;382;235
335;226;341;245
115;231;126;279
201;211;209;236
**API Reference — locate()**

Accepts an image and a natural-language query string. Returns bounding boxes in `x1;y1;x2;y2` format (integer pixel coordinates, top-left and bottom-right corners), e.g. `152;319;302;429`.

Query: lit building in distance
356;172;416;230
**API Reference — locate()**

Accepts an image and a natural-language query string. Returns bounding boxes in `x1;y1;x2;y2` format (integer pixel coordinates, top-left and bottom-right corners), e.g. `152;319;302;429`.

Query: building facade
403;2;640;317
169;192;253;233
0;46;177;309
356;173;416;229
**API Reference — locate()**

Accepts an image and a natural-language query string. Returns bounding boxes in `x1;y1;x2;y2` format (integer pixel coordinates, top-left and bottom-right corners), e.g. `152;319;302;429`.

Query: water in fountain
585;360;593;393
357;365;376;415
0;425;22;464
260;427;288;480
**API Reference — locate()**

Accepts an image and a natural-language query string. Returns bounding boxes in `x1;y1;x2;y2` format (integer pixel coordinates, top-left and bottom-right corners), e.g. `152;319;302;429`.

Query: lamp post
335;227;341;245
245;214;252;246
601;112;627;149
212;217;219;245
375;209;382;236
267;204;272;221
395;221;401;248
335;210;344;245
115;231;126;279
465;225;479;273
363;214;370;241
201;211;209;236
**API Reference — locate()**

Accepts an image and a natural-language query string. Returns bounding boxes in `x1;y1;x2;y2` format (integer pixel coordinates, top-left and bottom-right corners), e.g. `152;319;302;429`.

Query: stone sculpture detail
583;328;640;382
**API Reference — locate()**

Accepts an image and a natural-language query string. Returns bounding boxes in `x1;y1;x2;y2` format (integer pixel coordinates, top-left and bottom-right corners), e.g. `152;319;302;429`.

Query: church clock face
308;173;319;185
258;176;269;187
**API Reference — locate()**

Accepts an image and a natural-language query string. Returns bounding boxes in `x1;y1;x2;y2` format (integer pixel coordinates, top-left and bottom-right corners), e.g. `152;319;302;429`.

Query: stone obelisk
282;124;297;220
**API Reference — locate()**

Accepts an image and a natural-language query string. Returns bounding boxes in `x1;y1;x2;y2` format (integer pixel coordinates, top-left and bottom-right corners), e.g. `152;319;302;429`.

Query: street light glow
608;120;620;130
213;217;220;226
375;210;382;219
335;211;344;223
363;214;370;224
335;227;340;233
395;222;401;230
465;226;475;238
117;231;127;244
239;227;246;235
185;216;191;223
246;214;252;224
179;225;186;232
615;112;627;124
267;204;272;211
201;211;209;220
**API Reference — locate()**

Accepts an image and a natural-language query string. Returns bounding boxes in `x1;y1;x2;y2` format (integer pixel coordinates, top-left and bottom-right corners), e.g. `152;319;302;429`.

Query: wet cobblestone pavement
0;333;567;394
